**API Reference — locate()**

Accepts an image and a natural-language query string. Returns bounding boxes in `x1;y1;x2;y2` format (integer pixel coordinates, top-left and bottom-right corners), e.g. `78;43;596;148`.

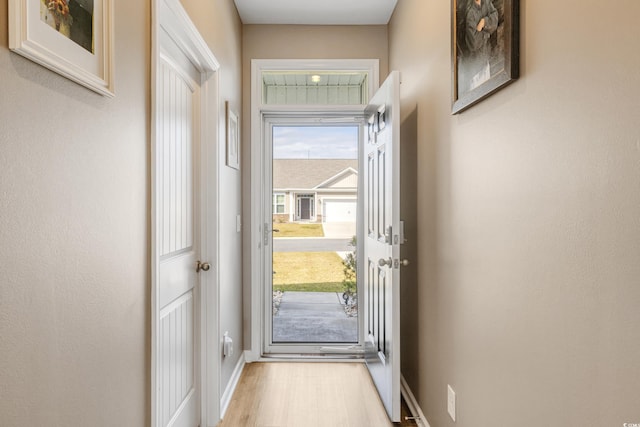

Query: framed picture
8;0;114;97
451;0;519;114
226;101;240;170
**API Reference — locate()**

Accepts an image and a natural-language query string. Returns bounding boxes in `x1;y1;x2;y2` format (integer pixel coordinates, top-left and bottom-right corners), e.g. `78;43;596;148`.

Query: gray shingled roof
273;159;358;189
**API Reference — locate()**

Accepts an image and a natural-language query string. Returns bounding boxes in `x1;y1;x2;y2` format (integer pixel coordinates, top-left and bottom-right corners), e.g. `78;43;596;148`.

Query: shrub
341;236;357;297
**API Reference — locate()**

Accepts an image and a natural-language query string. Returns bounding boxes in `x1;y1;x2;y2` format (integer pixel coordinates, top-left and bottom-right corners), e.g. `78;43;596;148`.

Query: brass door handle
196;261;211;272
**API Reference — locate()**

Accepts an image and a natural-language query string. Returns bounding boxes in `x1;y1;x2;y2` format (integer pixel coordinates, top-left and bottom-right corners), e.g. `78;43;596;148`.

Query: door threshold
259;353;364;362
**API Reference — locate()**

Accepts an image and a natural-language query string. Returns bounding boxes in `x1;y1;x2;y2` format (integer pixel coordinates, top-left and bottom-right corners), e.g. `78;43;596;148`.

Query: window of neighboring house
273;193;285;214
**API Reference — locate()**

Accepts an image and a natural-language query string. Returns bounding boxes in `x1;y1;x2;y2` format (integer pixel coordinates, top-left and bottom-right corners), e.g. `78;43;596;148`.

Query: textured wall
389;0;640;426
0;1;150;426
0;0;243;424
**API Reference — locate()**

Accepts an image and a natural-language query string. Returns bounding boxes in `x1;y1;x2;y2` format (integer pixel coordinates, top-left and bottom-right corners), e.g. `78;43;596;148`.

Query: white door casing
363;71;401;422
260;115;365;355
249;59;379;362
152;1;220;426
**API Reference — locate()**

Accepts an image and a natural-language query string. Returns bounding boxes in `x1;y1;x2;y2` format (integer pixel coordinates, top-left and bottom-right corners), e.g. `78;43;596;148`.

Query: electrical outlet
447;384;456;422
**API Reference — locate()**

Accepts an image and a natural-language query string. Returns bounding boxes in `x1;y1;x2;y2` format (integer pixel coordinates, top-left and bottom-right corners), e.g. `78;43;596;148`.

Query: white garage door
323;199;357;223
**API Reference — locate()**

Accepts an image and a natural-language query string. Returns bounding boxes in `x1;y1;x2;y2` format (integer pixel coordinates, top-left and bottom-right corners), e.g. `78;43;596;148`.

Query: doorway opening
250;59;380;358
269;123;360;347
250;60;403;422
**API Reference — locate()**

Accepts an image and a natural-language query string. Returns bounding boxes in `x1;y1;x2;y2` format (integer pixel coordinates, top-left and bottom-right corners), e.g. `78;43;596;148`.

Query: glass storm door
264;119;361;354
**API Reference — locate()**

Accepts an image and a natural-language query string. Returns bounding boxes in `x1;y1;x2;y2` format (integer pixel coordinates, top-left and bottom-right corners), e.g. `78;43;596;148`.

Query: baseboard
220;352;246;419
401;374;431;427
244;349;259;363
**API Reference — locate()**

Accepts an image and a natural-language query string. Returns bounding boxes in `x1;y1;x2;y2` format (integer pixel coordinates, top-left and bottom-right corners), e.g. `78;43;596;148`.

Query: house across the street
273;159;357;223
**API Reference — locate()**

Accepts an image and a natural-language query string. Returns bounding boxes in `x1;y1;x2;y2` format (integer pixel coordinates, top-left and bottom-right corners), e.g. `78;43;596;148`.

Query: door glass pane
271;125;359;343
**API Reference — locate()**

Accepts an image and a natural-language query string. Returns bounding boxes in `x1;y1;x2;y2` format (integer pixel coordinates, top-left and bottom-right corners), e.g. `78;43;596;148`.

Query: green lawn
272;251;344;292
273;222;324;238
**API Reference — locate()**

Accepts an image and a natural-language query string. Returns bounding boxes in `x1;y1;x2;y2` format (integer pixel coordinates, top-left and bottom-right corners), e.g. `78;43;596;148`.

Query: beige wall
241;24;388;348
389;1;640;426
0;0;243;426
0;1;150;425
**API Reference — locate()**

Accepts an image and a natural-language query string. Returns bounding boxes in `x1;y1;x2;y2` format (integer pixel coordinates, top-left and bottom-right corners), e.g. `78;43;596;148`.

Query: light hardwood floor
218;362;418;427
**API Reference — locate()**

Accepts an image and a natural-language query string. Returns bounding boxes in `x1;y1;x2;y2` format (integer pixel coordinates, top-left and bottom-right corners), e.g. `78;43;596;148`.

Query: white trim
401;375;431;427
220;352;246;419
250;61;378;359
314;167;358;189
157;0;219;72
274;188;357;193
151;0;221;426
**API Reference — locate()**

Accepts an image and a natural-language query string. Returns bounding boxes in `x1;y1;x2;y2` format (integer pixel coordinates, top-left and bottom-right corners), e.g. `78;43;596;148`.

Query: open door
363;71;401;422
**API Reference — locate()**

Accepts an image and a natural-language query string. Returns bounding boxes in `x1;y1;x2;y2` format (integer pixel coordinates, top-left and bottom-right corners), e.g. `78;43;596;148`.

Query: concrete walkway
273;292;357;343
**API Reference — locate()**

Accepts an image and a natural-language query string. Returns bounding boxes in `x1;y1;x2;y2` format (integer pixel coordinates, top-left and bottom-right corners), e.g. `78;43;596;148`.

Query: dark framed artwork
451;0;519;114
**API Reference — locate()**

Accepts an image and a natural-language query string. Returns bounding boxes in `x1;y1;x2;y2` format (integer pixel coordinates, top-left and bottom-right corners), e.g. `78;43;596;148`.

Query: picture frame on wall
8;0;114;97
451;0;519;114
226;101;240;170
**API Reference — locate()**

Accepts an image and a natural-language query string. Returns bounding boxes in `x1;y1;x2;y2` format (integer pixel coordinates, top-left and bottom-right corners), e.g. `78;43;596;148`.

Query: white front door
363;71;401;422
157;30;201;427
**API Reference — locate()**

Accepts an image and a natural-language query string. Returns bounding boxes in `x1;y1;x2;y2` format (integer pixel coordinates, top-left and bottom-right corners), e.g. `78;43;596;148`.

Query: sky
273;126;358;159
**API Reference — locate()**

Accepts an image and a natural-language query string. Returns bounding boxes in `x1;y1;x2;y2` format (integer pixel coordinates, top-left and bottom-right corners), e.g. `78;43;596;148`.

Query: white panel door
157;28;202;427
363;71;401;422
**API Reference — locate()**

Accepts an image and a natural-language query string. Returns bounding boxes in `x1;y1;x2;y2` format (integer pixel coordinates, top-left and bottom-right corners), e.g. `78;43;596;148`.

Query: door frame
248;59;379;361
296;195;314;221
262;115;364;355
151;0;221;426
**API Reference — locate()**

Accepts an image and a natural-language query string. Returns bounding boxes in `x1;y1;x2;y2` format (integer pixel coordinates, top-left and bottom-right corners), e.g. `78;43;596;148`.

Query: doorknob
196;261;211;272
378;257;392;267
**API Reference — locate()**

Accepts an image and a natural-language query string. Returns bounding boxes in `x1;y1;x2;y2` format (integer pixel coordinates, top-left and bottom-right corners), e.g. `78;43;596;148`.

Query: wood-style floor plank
218;362;418;427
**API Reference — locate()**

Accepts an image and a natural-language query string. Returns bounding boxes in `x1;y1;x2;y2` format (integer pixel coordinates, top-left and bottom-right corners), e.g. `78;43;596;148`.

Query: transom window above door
262;71;370;105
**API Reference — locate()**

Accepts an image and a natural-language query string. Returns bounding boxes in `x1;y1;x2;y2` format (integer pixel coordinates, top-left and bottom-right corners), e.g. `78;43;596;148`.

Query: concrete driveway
272;221;356;252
